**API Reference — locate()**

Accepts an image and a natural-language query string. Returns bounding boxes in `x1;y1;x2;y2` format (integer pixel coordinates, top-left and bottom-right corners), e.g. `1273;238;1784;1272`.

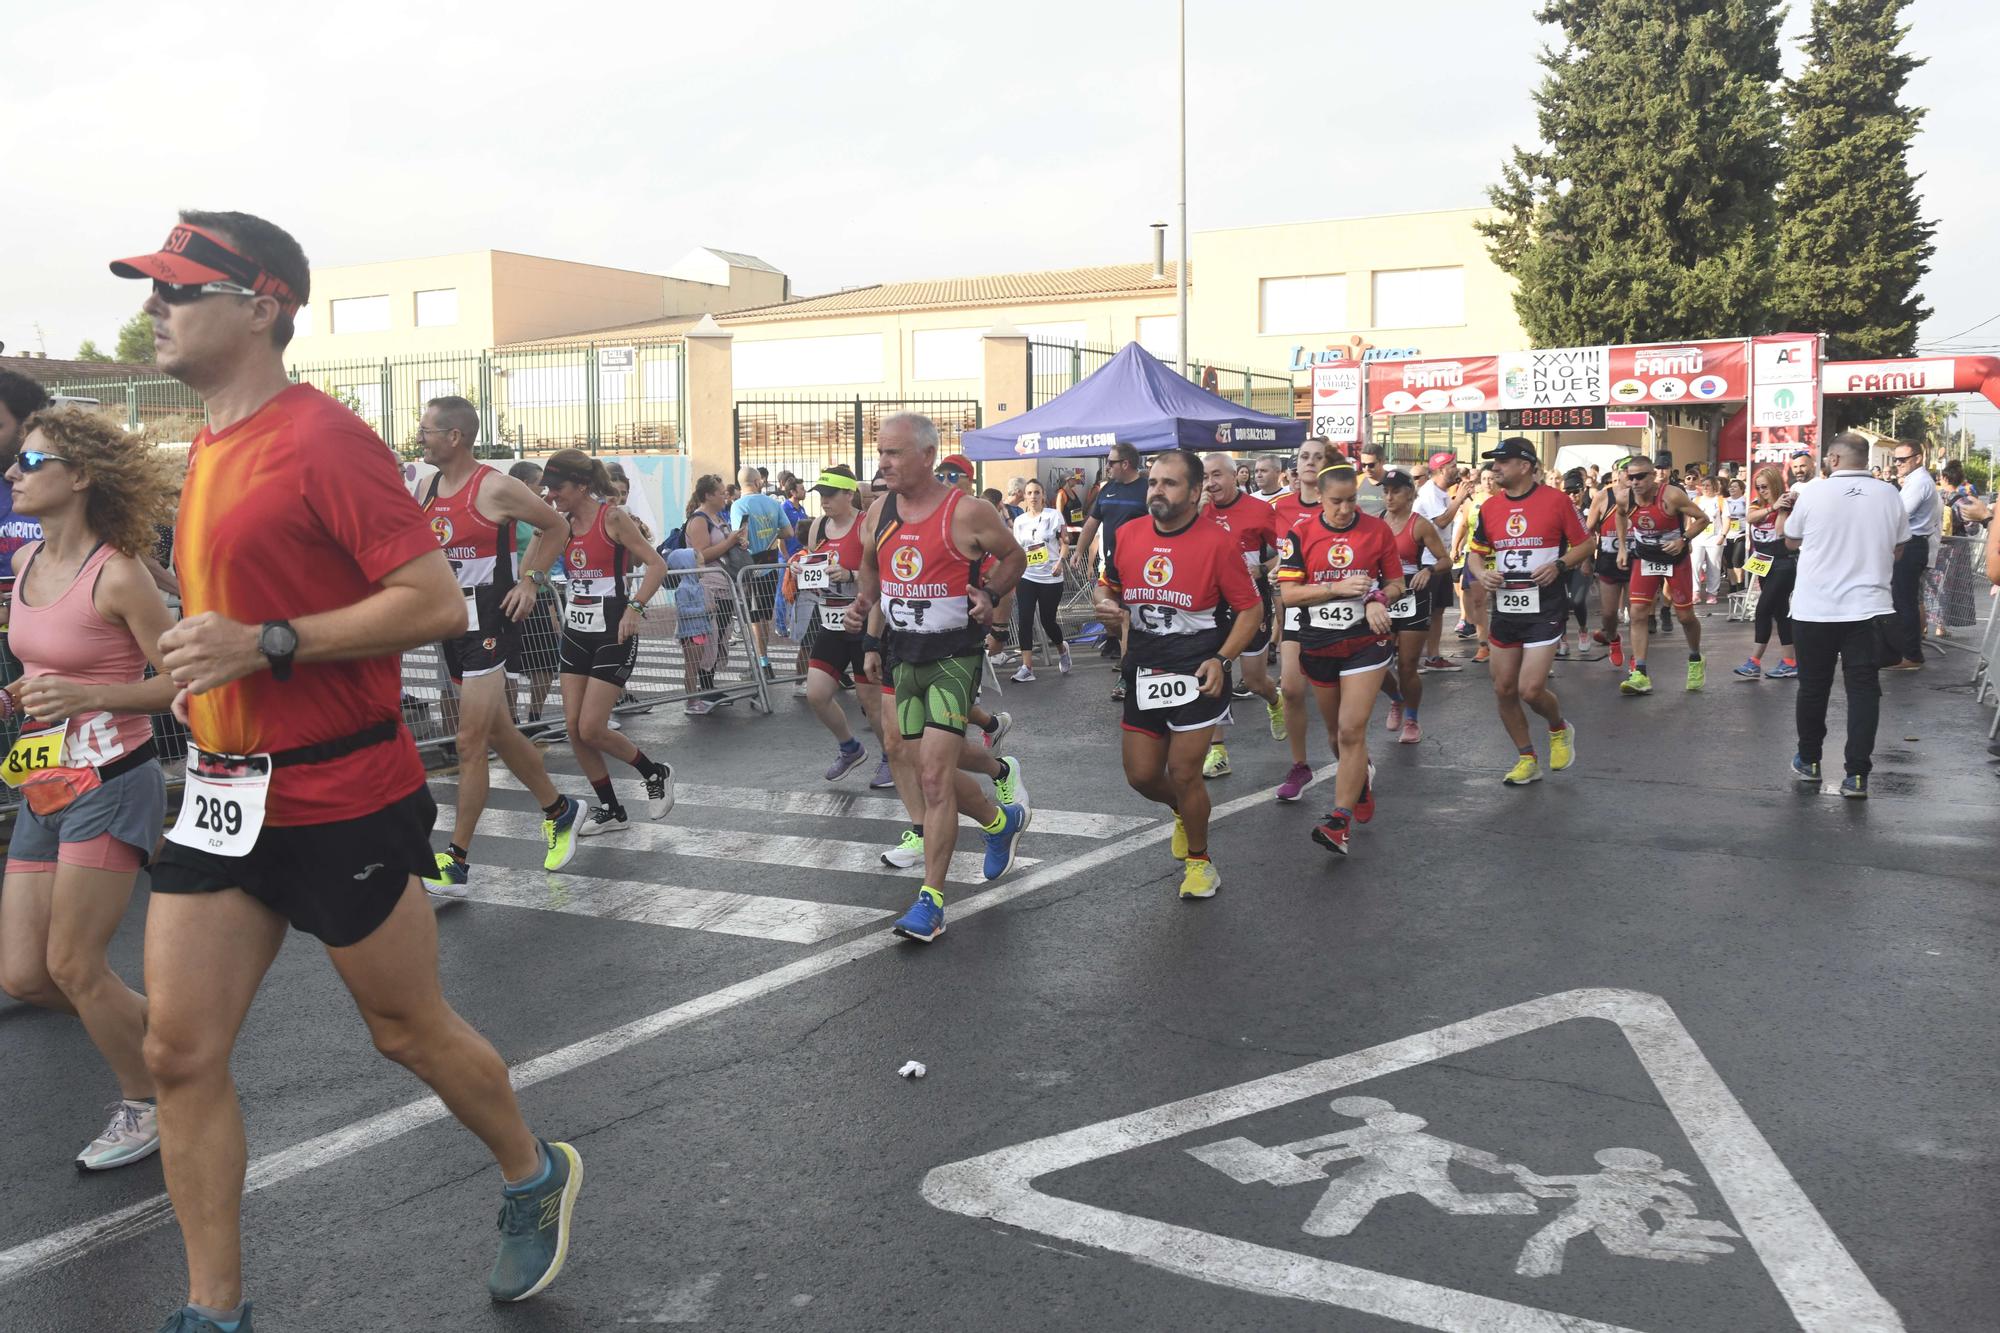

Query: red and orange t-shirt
177;384;436;825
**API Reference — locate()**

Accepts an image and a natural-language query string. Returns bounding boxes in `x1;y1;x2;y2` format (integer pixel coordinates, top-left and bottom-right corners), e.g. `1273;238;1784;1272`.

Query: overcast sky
8;1;1995;436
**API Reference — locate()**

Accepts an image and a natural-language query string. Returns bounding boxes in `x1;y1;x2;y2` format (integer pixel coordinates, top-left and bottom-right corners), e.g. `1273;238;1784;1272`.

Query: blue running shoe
157;1306;253;1332
489;1140;583;1302
892;890;945;942
1732;658;1762;678
1839;773;1868;799
1767;660;1799;679
982;802;1028;881
1790;754;1821;783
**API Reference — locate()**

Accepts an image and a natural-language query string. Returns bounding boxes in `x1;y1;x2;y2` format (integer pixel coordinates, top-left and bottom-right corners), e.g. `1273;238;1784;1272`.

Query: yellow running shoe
1178;857;1220;899
1267;697;1287;741
1502;754;1543;786
1202;743;1231;778
1549;724;1576;772
1170;812;1189;860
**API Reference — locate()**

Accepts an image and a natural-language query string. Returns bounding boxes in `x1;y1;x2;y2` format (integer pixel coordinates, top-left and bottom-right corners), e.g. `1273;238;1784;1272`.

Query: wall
489;253;673;347
286;251;498;366
1188;208;1526;372
665;267;788;316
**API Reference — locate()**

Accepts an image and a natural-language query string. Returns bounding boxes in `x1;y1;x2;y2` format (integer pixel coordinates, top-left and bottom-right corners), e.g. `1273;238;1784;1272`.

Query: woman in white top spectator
1009;480;1070;682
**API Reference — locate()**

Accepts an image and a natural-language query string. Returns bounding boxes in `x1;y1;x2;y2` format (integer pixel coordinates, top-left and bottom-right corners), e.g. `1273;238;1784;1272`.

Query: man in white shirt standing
1251;454;1289;503
1885;439;1938;669
1413;451;1470;672
1782;431;1909;798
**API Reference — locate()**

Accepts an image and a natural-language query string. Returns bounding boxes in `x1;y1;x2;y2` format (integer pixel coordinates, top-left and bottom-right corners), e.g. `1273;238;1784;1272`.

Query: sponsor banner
1605;339;1748;407
1498;346;1609;409
1022;430;1118;455
1750;335;1819;428
1821;357;1957;396
1364;355;1499;415
1753;338;1814;385
1310;363;1362;444
1606;411;1652;429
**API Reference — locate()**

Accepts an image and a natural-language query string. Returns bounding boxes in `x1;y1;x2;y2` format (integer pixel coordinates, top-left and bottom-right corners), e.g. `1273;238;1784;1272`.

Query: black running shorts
559;628;639;685
150;785;437;948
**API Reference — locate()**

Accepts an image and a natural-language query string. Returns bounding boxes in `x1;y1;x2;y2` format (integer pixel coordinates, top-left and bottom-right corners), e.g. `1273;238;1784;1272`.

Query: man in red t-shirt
114;212;581;1329
1267;437;1330;801
1096;448;1260;900
1464;437;1593;787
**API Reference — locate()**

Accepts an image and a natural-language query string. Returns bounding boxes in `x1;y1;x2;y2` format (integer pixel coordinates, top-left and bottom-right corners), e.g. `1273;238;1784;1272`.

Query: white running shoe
881;828;925;869
1011;665;1035;683
577;804;629;838
984;711;1013;749
644;764;675;820
76;1099;160;1172
1058;645;1073;674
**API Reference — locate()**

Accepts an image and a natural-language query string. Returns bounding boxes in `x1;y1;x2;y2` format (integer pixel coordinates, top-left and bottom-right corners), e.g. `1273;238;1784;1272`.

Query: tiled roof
0;354;157;384
498;313;707;350
715;261;1185;324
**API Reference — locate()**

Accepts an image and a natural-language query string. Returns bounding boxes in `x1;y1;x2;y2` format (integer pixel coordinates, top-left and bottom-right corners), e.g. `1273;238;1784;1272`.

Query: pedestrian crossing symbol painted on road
922;989;1903;1332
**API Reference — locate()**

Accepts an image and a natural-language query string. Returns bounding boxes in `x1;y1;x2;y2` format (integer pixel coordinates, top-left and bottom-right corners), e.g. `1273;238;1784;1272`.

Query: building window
293;304;314;338
912;328;984;382
330;295;391;335
1371;267;1465;329
734;333;883;390
1259;275;1347;336
1136;315;1180;360
414;288;459;328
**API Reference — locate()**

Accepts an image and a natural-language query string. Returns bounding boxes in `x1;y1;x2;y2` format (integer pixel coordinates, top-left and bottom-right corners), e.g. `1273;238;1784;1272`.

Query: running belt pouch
22;764;101;817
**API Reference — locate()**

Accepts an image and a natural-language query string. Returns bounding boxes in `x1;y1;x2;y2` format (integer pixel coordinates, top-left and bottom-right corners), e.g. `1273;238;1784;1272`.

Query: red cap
1427;450;1456;470
937;453;974;476
110;224;301;313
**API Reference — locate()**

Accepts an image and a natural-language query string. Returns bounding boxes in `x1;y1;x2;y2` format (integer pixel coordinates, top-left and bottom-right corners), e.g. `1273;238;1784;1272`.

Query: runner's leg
452;669;558;851
806;665;855;745
325;877;540;1180
142;888;288;1312
1395;631;1424;719
1119;728;1176;808
1280;638;1310;766
0;869;74;1013
559;671;609;788
1166;726;1213;853
45;862;154;1098
1490;642;1533;751
1517;641;1565;732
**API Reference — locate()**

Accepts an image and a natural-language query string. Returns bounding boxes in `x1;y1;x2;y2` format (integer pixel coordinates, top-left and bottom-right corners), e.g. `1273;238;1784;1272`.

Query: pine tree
1772;0;1933;427
74;339;113;362
1480;1;1787;346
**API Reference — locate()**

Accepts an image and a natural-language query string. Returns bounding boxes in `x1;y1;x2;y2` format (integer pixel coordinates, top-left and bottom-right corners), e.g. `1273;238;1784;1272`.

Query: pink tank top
8;543;155;766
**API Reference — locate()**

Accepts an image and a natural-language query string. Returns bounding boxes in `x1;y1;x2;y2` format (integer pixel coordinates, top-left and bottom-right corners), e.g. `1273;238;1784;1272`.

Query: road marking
0;766;1321;1290
431;772;1151;840
466;807;1028;884
921;988;1903;1333
448;863;891;943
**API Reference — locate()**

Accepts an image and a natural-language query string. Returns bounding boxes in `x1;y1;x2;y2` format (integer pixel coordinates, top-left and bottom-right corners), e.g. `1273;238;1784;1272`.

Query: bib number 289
167;751;271;857
189;793;245;838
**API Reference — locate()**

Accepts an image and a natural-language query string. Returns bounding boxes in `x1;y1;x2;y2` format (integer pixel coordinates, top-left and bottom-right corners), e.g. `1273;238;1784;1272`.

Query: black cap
1480;436;1539;464
1381;468;1417;490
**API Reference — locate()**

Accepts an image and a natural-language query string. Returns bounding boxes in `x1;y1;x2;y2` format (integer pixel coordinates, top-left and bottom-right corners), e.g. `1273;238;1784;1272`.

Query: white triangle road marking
439;863;891;944
922;988;1902;1333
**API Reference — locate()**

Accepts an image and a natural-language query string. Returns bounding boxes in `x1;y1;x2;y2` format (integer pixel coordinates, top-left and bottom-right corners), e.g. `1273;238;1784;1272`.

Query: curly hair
19;409;179;557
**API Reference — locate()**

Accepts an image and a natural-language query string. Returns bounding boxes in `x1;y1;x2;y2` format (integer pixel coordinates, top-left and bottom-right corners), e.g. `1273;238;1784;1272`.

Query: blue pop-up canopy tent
959;342;1306;461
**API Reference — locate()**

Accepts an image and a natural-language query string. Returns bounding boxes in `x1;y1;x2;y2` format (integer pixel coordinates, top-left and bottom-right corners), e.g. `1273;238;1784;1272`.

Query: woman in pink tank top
0;408;179;1172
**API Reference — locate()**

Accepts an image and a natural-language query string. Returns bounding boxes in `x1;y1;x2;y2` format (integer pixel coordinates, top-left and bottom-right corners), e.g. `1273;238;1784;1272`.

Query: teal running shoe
157;1305;252;1332
489;1140;583;1302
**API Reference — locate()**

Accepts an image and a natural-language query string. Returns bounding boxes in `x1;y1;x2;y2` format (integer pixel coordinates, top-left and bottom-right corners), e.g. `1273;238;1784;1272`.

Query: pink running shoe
1276;761;1313;803
1398;719;1422;745
1384;700;1404;732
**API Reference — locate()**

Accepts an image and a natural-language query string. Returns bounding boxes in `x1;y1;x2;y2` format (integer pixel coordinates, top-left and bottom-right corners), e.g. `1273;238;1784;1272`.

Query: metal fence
1026;340;1297;421
731;396;982;489
1029;341;1119;408
42;339;687;458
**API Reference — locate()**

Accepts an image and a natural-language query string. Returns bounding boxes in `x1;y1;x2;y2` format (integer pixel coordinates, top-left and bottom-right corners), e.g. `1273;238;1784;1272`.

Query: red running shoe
1311;814;1351;856
1609;638;1624;669
1353;783;1376;824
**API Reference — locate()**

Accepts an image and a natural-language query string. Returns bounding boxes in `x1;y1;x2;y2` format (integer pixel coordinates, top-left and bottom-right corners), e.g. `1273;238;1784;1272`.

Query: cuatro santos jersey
1103;511;1259;673
177;384;434;825
1276;511;1401;656
423;464;515;627
874;488;983;663
1205;490;1280;590
1468;483;1589;618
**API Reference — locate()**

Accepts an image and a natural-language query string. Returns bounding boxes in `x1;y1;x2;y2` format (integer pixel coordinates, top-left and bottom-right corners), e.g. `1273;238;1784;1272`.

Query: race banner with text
1367;340;1750;415
1310;362;1363;445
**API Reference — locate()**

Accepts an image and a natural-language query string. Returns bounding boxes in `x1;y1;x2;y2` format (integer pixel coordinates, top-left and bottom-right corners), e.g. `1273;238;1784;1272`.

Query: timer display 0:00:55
1499;406;1607;430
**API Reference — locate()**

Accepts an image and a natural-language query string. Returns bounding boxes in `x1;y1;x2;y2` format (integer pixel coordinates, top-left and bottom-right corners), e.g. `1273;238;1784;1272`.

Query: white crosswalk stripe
430;772;1153;839
441;863;891;943
463;807;1030;885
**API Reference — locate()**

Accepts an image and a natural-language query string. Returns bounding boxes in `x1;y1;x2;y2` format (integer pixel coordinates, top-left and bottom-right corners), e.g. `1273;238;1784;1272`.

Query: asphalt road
1;610;1994;1332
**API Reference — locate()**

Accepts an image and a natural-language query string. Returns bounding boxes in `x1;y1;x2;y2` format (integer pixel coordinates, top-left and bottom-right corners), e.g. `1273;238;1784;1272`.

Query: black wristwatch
260;621;299;681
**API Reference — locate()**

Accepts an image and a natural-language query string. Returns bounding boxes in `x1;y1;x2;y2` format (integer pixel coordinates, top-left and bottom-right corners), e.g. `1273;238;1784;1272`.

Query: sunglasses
16;450;70;472
1893;454;1917;463
1624;471;1653;482
152;278;261;305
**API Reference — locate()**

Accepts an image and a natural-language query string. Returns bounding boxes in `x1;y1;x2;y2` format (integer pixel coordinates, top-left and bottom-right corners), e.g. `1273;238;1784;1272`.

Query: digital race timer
1499;406;1608;430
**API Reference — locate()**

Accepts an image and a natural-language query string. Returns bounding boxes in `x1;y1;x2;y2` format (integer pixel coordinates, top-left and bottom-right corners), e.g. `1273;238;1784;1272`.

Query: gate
1028;341;1117;408
731;396;982;490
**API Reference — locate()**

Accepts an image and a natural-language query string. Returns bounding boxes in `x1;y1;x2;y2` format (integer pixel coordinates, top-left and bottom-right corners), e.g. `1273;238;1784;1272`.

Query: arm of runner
846;503;881;633
485;471;567;620
1202;613;1261;699
11;552;181;721
1546;493;1593;580
1669;489;1709;550
1411;517;1449;588
1069;515;1102;572
608;507;670;640
142;550;180;597
960;496;1026;623
1466;508;1506;591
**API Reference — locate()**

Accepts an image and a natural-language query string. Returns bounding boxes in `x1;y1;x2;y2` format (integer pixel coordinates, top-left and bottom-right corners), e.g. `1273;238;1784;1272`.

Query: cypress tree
1772;0;1933;427
1480;1;1787;346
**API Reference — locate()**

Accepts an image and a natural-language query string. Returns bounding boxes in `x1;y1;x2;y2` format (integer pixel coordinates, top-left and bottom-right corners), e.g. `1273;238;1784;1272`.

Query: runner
1379;469;1450;744
849;413;1029;943
1268;436;1330;801
412;396;581;897
797;465;884;778
1558;469;1595;657
1198;451;1285;778
541;448;675;834
1273;464;1403;856
1586;460;1633;668
1452;464;1498;664
1463;437;1591;787
1068;442;1149;689
1615;455;1710;694
1412;451;1471;673
0;409;177;1172
121;211;579;1330
1734;465;1800;680
0;369;50;584
1009;478;1070;682
1098;448;1259;897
